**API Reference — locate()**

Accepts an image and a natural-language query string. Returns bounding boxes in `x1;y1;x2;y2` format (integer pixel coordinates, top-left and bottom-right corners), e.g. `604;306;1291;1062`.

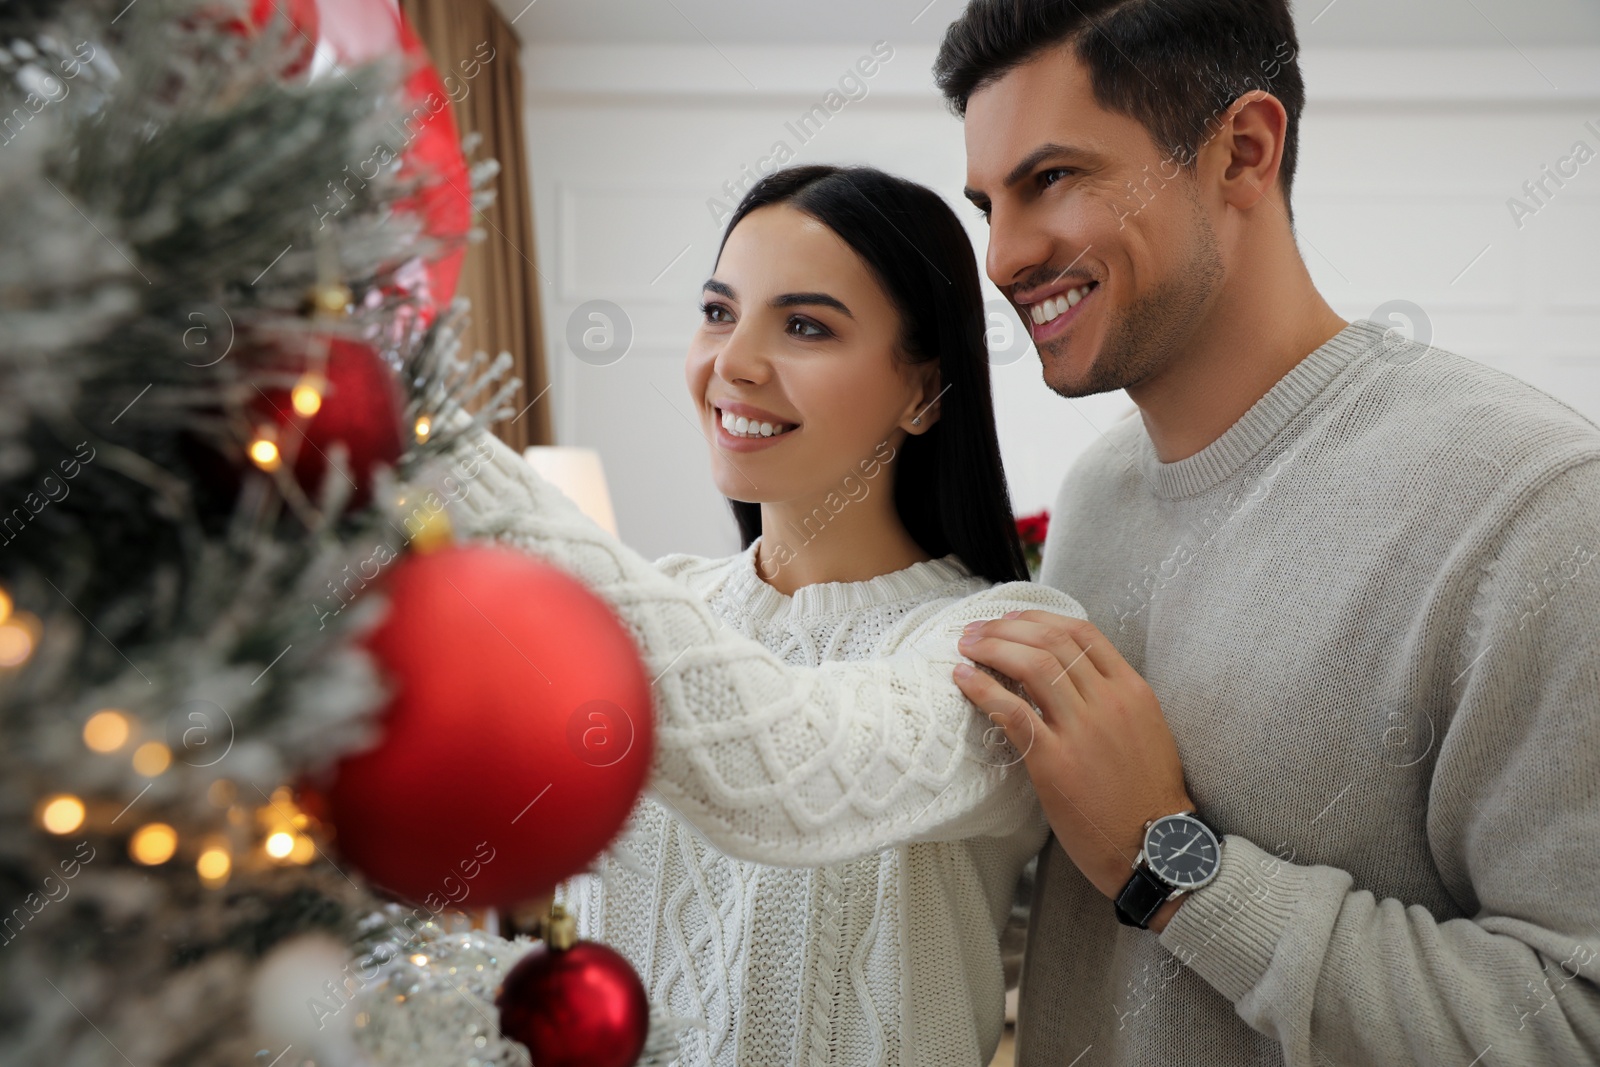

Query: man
938;1;1600;1064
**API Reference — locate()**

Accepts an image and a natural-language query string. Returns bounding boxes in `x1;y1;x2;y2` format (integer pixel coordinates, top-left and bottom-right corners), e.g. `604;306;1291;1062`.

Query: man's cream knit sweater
1022;319;1600;1066
450;434;1084;1065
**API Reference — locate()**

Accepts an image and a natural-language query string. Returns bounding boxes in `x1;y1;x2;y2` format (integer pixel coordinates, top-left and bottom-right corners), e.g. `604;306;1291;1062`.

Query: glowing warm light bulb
249;434;281;471
196;846;231;886
414;415;432;442
83;709;131;752
291;378;324;417
132;741;172;776
265;831;295;859
410;954;429;966
39;794;85;835
130;823;178;865
0;619;34;667
0;586;11;625
288;834;317;865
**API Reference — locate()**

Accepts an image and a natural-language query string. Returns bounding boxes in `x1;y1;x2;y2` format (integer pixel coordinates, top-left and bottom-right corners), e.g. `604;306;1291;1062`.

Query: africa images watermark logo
566;699;637;768
1505;118;1600;231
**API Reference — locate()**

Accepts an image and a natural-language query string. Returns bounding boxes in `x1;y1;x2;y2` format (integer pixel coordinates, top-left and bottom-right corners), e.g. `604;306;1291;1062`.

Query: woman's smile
711;400;801;452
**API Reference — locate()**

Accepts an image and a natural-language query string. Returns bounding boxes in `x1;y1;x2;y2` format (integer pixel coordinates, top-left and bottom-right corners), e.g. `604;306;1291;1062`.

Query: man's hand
954;610;1193;926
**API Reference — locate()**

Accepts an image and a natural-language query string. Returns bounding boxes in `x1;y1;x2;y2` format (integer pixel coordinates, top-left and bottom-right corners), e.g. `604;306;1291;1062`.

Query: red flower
1015;510;1050;546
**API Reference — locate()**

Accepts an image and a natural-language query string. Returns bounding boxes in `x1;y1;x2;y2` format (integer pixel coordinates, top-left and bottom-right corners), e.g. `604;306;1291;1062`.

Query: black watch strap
1114;864;1171;929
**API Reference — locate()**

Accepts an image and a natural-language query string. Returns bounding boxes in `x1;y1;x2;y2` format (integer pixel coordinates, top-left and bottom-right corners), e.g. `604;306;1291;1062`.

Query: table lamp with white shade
522;446;619;537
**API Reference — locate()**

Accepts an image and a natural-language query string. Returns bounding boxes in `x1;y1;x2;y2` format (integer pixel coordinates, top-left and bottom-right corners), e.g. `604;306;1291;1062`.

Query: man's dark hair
934;0;1306;211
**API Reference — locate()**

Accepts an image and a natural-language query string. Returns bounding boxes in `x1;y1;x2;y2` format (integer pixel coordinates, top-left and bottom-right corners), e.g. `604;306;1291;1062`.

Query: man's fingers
964;617;1105;696
953;664;1056;767
959;631;1094;711
991;611;1131;679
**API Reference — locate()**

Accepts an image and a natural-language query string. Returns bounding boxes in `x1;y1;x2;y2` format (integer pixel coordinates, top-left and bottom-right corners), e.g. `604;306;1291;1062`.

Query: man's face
963;44;1225;399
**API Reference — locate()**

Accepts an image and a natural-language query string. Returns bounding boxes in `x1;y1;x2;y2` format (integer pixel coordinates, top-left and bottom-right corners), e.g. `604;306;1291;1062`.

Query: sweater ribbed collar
1138;318;1390;499
719;537;976;621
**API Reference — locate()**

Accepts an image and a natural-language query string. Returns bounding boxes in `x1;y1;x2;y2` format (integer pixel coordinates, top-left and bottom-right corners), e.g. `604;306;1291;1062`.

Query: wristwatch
1114;810;1222;929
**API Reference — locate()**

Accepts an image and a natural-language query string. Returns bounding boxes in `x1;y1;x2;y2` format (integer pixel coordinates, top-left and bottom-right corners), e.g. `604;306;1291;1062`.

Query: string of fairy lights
241;281;437;478
27;695;323;886
8;279;449;906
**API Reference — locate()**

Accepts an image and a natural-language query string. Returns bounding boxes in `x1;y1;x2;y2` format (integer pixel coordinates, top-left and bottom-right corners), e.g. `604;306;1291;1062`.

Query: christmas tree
0;2;675;1063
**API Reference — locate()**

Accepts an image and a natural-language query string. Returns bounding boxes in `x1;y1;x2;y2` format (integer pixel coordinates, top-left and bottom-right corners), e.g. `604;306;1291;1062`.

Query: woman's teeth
719;408;793;438
1029;284;1095;325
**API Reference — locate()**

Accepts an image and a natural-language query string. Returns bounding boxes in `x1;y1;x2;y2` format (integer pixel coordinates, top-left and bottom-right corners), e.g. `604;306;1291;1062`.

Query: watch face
1144;814;1221;889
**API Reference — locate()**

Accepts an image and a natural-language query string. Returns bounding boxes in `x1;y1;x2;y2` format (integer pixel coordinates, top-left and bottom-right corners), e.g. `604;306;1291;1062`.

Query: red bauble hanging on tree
309;0;401;67
323;543;654;910
298;2;473;328
380;14;471;330
248;333;405;512
205;0;319;79
249;0;320;77
498;914;650;1067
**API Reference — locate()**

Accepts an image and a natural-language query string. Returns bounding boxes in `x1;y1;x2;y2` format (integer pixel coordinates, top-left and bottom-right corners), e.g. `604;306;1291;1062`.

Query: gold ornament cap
304;282;353;320
544;903;578;951
408;507;454;553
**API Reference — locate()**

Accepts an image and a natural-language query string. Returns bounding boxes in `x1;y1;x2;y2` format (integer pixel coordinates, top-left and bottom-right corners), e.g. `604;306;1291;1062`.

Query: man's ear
903;363;943;435
1205;90;1289;214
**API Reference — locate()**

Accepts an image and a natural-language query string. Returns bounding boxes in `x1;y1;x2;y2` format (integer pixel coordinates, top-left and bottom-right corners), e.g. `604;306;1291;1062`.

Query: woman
452;165;1085;1066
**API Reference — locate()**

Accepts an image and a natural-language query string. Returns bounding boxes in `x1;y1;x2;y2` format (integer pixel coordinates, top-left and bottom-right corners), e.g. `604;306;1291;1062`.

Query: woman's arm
446;426;1082;867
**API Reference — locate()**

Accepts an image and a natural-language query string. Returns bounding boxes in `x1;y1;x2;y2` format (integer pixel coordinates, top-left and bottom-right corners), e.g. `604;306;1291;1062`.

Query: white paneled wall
519;44;1600;561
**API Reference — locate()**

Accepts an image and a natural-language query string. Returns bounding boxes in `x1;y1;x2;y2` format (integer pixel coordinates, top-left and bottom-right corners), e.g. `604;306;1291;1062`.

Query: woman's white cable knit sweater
446;426;1087;1066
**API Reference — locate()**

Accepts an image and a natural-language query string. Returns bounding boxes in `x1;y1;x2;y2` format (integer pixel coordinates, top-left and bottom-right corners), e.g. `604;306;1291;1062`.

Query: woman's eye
700;301;733;324
787;316;828;339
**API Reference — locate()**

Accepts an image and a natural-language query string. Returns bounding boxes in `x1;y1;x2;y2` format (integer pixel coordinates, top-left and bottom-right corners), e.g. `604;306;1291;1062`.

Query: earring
911;415;922;426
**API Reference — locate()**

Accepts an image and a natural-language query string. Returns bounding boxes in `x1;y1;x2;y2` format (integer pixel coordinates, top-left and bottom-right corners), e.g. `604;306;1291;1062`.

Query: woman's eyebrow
704;279;853;319
772;292;852;318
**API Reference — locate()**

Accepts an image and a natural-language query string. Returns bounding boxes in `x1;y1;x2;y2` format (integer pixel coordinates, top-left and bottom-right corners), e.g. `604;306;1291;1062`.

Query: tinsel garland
343;909;683;1067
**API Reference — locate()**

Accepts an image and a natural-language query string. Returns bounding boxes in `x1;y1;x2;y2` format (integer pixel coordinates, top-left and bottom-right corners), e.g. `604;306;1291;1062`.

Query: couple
454;0;1600;1064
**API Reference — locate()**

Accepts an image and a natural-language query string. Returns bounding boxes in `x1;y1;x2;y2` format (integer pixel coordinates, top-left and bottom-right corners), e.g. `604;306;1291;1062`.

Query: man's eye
1040;168;1074;188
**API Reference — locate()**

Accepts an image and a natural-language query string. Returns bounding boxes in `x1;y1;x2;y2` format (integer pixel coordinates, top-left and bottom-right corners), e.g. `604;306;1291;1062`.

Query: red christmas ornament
249;0;320;78
205;0;319;79
498;933;650;1067
387;14;471;324
324;544;654;909
309;0;402;67
301;2;472;327
249;334;404;512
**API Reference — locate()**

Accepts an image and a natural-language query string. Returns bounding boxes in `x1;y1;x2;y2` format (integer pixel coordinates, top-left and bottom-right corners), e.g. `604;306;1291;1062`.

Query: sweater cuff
1156;834;1307;1004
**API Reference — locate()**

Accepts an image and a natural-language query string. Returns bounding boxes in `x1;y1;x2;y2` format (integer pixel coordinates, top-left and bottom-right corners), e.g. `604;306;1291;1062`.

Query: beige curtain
400;0;554;450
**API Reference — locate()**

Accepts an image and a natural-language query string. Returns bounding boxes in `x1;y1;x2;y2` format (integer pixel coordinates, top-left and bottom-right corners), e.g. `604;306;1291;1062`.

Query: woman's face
685;204;937;506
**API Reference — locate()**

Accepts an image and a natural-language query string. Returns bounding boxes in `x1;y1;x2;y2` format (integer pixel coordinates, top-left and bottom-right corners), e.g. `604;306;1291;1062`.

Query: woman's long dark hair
717;165;1029;585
